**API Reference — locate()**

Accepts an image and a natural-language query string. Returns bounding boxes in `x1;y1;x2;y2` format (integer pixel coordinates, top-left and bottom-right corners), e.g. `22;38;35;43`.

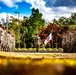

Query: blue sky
0;0;76;23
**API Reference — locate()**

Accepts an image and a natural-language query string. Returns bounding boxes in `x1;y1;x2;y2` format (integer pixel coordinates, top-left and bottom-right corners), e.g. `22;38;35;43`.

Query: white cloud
0;12;7;22
25;0;55;22
46;0;56;5
53;7;76;20
0;0;14;7
15;0;22;2
0;12;23;24
25;0;76;22
0;0;76;23
0;0;23;8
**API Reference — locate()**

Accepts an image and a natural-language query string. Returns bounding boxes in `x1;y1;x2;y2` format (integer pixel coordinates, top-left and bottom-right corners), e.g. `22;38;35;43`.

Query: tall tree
70;13;76;25
25;8;45;47
9;16;21;48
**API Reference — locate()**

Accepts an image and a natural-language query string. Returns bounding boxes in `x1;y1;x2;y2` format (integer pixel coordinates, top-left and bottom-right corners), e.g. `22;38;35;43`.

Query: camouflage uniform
34;34;41;52
0;25;15;52
0;28;2;50
62;31;76;53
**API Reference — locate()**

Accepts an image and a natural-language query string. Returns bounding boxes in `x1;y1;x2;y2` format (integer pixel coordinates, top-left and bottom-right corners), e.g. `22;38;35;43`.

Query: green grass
15;48;63;51
69;24;76;30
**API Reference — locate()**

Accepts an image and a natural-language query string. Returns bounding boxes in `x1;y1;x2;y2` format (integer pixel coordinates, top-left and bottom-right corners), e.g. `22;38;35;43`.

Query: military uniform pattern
0;25;15;52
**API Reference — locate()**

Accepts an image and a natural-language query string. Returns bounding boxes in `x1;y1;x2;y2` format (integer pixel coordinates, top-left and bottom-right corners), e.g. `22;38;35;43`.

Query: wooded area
1;8;76;49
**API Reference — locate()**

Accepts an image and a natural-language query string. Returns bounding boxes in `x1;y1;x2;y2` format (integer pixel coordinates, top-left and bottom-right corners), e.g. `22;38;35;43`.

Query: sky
0;0;76;23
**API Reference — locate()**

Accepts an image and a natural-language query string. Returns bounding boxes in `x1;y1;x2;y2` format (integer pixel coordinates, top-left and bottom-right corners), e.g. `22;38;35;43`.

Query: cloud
0;12;15;24
46;0;76;7
25;0;55;22
0;0;76;23
25;0;76;22
52;6;76;19
0;0;22;8
0;12;7;22
0;12;23;24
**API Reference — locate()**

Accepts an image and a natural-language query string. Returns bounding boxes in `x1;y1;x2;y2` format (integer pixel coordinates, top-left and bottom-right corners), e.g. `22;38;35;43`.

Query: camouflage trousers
35;43;40;52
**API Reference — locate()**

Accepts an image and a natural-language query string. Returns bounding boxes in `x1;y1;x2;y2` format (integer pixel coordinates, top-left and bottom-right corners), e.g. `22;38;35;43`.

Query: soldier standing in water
34;34;41;52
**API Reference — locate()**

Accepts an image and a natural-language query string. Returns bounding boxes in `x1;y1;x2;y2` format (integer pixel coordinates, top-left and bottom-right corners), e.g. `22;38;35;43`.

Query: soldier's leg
36;46;38;52
37;44;40;52
36;44;39;52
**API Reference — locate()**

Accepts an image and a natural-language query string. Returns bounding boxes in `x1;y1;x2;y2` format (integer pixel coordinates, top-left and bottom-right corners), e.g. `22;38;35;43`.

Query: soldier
62;31;76;53
34;34;41;52
0;27;3;50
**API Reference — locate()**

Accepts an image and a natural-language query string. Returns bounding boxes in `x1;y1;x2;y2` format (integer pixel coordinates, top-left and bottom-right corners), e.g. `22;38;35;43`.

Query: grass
69;24;76;30
15;48;63;51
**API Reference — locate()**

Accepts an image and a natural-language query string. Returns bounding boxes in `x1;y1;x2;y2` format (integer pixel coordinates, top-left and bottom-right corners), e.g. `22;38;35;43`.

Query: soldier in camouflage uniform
0;27;3;50
34;34;41;52
0;25;15;52
62;31;76;53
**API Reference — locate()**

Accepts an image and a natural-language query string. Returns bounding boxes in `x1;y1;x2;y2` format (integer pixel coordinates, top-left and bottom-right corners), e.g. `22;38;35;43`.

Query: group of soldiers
0;23;76;53
62;30;76;52
0;23;41;52
34;30;76;53
0;24;15;52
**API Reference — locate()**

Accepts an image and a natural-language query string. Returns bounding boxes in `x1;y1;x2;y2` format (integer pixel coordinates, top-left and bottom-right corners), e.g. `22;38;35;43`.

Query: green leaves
23;8;45;47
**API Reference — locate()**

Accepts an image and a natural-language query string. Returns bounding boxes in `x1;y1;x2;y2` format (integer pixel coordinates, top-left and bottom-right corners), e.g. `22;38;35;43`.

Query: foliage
23;8;45;47
1;8;45;48
8;16;22;48
1;8;76;49
69;25;76;30
53;13;76;26
39;23;69;48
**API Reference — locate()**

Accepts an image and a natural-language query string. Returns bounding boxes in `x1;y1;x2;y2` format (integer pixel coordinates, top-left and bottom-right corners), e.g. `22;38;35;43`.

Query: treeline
1;8;76;48
53;13;76;26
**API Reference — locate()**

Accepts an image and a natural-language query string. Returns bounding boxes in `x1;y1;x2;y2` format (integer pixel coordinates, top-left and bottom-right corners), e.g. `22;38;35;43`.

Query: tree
24;8;45;47
70;13;76;25
53;19;58;25
8;16;22;48
39;23;69;48
58;17;67;26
